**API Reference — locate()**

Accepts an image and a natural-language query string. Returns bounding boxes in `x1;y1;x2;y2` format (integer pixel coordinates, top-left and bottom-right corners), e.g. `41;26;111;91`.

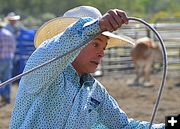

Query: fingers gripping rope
0;17;167;129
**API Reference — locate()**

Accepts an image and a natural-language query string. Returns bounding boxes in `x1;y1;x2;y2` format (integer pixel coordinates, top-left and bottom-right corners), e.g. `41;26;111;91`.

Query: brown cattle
131;37;162;86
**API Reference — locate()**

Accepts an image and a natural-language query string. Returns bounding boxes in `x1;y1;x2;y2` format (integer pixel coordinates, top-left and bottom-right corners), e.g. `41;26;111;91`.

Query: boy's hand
99;9;128;32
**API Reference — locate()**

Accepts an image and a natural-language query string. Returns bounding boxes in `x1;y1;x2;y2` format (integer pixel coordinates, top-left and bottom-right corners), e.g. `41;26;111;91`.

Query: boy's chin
89;69;96;74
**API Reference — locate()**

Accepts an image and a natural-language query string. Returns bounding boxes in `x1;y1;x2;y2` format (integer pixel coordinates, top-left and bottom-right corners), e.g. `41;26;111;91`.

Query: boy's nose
98;50;105;57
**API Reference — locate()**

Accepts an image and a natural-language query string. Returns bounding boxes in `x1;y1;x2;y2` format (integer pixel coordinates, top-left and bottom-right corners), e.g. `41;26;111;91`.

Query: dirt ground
0;71;180;129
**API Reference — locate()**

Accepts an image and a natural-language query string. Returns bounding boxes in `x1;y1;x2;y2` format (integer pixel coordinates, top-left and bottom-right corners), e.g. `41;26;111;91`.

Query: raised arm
20;17;101;94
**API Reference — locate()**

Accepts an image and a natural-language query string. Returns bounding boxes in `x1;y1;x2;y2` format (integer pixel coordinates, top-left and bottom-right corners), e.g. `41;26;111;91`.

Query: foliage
0;0;179;28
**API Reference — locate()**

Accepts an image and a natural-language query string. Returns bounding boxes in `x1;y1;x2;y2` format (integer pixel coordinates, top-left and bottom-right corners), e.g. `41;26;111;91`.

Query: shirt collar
65;64;95;87
80;73;95;86
65;64;80;85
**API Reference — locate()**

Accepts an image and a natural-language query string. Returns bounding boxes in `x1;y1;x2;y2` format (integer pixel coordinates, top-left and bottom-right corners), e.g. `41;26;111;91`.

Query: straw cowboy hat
6;12;20;20
34;6;135;48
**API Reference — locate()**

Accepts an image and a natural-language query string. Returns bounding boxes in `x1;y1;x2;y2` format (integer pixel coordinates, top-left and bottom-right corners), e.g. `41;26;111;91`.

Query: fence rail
98;22;180;75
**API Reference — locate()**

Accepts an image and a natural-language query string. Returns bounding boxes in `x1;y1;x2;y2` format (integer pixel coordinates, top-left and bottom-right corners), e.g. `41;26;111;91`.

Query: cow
131;37;162;86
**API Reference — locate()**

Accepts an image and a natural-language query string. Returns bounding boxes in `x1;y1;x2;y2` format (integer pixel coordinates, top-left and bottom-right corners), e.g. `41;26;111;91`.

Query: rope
128;17;167;129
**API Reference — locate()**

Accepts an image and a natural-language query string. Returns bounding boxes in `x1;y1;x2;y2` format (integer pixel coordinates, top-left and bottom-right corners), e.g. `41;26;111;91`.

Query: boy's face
72;34;108;75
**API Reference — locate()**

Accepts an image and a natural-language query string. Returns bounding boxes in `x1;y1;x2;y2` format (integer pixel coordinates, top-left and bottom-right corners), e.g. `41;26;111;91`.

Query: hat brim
7;15;20;20
34;17;134;48
0;22;6;27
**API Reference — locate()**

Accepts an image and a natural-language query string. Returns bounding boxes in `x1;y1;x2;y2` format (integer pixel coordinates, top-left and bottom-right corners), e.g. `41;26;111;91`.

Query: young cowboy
10;6;165;129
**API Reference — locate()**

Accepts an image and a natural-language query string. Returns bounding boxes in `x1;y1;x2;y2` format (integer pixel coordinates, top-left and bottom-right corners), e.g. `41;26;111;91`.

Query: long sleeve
98;88;165;129
20;17;101;94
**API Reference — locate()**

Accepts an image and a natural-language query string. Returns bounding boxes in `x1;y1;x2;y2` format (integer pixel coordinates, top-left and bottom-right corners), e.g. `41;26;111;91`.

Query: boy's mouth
90;61;99;65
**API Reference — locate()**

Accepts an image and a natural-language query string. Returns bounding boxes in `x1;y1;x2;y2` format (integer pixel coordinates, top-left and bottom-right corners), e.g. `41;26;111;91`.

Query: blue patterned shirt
9;17;165;129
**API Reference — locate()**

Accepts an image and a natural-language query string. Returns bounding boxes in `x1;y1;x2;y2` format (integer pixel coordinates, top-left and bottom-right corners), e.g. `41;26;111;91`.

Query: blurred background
0;0;180;129
0;0;180;28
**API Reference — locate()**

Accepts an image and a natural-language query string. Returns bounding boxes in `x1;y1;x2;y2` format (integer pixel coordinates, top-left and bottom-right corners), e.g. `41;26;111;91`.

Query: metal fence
98;21;180;76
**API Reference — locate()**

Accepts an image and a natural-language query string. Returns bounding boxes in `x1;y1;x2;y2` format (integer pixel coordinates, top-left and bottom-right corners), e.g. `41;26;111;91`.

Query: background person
4;12;21;37
0;21;16;106
4;11;26;45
